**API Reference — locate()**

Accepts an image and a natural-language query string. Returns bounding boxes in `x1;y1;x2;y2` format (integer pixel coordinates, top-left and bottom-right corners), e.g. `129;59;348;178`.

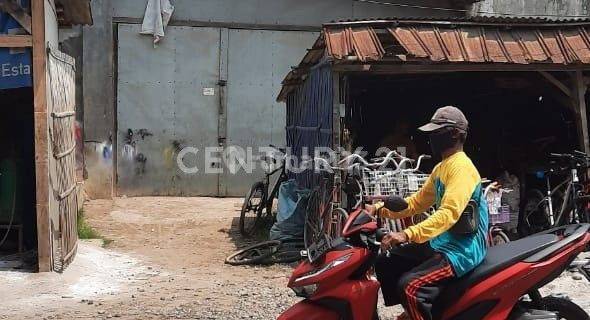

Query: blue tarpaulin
269;179;310;241
0;0;32;90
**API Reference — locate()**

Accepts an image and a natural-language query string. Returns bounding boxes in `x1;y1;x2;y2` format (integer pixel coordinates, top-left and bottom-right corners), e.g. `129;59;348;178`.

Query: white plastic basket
362;170;428;197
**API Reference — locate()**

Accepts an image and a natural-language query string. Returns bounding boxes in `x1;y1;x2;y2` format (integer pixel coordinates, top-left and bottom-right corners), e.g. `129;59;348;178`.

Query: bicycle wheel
523;189;563;234
305;173;335;248
225;240;281;266
304;189;323;249
270;239;305;264
239;182;266;237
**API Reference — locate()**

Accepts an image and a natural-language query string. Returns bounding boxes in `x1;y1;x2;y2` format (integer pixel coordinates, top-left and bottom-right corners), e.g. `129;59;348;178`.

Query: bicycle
302;155;355;249
239;145;288;237
522;151;590;235
303;151;431;249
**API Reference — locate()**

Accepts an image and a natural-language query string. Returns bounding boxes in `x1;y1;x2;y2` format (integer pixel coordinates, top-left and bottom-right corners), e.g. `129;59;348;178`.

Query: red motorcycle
278;200;590;320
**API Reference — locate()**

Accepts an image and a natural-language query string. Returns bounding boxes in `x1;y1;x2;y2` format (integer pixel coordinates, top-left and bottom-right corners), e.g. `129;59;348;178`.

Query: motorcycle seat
435;234;559;314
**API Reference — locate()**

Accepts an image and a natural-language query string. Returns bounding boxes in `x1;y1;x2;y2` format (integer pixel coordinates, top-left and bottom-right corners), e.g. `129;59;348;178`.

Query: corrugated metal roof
327;25;590;64
277;18;590;101
326;27;384;61
327;15;590;26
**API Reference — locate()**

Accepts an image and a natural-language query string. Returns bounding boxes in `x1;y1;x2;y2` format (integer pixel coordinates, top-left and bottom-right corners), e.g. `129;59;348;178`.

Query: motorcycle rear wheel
540;297;589;320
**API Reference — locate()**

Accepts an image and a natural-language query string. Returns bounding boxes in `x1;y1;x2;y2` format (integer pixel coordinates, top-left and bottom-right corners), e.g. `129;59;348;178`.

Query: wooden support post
0;34;32;47
575;71;590;155
31;0;51;272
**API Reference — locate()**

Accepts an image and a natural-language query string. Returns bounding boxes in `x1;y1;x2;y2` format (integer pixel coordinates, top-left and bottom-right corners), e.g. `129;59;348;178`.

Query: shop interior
344;71;586;236
0;87;37;263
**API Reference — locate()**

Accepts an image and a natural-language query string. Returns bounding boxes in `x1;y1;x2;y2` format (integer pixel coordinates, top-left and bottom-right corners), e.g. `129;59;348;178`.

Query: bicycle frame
527;170;585;229
262;160;288;213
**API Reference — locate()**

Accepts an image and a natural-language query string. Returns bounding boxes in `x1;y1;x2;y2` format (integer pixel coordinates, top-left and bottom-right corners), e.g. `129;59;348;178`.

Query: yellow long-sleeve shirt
378;151;488;277
379;151;481;243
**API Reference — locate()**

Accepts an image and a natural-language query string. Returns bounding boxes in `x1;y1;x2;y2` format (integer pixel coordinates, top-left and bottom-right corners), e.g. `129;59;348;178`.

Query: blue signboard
0;0;32;90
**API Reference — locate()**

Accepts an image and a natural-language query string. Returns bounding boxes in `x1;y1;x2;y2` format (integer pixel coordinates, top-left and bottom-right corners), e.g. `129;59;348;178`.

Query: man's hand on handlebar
381;231;408;251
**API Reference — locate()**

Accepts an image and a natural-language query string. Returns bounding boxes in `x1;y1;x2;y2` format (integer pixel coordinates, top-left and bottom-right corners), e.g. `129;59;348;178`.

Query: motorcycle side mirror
384;196;409;212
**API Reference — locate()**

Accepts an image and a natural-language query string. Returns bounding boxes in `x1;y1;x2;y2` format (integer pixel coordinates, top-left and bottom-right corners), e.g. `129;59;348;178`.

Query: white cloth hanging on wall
140;0;175;45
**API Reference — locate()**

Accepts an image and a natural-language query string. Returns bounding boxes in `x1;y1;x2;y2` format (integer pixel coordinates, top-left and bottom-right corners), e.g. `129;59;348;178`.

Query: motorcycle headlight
291;283;319;298
294;253;352;283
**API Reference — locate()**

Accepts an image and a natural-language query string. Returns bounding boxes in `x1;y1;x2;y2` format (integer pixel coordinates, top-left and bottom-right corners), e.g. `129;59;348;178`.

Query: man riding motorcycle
367;106;489;320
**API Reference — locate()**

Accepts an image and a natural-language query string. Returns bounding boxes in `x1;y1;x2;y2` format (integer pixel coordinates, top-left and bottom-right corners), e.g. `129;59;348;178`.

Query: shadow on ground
0;250;36;273
227;216;274;249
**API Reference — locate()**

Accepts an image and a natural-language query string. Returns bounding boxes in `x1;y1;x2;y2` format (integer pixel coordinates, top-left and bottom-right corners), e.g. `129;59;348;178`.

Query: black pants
375;243;455;320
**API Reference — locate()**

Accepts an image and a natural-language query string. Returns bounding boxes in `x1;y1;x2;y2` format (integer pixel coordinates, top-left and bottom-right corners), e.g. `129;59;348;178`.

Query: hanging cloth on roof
140;0;174;45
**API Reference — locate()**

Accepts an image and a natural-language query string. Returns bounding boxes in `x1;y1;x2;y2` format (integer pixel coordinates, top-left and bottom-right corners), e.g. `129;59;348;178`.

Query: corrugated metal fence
285;63;333;188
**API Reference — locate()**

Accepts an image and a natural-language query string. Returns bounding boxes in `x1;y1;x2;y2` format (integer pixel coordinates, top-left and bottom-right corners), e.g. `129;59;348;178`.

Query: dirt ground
1;197;589;319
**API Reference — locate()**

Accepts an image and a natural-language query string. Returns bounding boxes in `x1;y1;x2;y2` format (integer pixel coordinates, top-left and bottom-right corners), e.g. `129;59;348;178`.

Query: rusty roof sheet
326;27;385;61
277;35;327;101
328;24;590;64
387;26;590;64
277;19;590;101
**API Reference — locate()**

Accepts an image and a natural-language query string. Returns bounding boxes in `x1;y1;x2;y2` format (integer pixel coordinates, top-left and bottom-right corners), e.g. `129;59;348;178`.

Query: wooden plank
539;71;572;98
0;34;32;47
576;70;590;154
0;0;32;34
32;0;51;272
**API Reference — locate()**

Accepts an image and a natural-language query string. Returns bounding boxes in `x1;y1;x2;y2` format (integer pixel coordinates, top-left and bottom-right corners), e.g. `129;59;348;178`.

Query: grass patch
77;209;109;246
101;238;114;248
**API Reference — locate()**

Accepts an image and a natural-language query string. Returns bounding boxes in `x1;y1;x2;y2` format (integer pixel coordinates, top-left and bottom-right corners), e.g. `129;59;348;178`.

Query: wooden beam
333;63;590;73
0;0;33;34
31;0;51;272
539;71;572;98
575;71;590;155
0;34;32;47
544;86;577;113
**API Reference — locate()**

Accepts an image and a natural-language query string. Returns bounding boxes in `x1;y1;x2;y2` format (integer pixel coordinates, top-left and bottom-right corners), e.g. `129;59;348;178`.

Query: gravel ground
0;197;588;319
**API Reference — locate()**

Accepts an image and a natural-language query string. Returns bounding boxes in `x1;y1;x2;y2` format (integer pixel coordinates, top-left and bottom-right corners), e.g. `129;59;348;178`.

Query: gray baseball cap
418;106;469;132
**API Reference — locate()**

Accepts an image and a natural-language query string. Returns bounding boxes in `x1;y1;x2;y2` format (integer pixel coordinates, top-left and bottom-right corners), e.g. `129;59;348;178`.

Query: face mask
428;129;456;156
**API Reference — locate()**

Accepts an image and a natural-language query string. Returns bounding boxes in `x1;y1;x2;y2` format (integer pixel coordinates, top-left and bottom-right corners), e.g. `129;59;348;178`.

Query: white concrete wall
472;0;590;17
